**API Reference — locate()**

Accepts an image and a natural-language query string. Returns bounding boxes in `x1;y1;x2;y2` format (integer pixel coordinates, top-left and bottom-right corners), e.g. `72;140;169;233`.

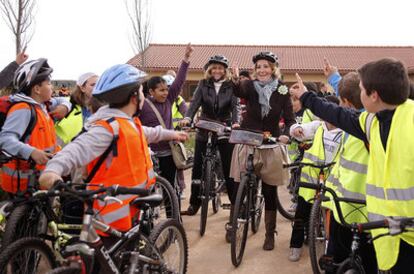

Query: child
0;58;71;194
291;58;413;273
140;44;193;188
39;64;187;233
288;95;342;262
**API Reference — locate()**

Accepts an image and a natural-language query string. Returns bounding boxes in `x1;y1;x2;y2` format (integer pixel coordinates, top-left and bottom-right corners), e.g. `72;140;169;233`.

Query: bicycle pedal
222;203;231;210
318;255;338;272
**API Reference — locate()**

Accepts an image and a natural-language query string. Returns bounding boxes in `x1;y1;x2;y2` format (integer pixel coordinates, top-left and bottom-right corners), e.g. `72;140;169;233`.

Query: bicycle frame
65;199;164;274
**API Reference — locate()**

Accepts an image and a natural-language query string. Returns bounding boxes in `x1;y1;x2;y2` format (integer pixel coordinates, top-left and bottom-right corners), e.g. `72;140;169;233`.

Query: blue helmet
92;64;147;104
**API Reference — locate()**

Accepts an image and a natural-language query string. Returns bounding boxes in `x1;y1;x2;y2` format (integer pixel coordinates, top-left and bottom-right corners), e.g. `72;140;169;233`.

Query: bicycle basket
229;129;263;146
195;119;226;133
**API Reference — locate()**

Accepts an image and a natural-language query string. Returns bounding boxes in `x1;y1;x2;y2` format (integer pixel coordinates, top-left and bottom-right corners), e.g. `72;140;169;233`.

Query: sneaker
288;203;297;213
288;248;302;262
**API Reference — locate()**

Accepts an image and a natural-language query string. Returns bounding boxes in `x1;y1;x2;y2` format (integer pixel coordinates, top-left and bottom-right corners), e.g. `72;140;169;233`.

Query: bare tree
0;0;36;55
124;0;152;67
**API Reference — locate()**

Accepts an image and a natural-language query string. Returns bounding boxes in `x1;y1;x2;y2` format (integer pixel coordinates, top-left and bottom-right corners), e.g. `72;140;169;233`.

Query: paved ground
180;171;312;274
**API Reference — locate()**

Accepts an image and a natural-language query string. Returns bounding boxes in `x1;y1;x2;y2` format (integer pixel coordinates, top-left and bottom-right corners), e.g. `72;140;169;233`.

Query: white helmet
162;74;175;86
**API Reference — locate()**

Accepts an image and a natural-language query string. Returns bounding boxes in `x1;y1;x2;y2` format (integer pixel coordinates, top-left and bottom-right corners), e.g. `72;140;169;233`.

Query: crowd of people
1;44;414;273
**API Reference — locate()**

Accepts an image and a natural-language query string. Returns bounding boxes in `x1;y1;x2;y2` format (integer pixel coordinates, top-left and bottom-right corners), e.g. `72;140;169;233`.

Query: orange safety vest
87;117;155;232
1;103;59;193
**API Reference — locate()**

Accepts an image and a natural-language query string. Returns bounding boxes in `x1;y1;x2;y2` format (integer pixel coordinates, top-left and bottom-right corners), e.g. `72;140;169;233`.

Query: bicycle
194;119;229;236
276;139;312;220
284;161;336;274
0;181;189;274
228;129;276;267
297;179;368;273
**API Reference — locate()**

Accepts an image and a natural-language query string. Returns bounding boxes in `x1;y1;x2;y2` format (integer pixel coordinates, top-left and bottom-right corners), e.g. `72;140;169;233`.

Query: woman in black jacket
180;55;240;242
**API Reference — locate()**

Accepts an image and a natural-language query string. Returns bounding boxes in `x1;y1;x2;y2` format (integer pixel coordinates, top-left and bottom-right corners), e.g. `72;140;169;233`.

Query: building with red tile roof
128;43;414;99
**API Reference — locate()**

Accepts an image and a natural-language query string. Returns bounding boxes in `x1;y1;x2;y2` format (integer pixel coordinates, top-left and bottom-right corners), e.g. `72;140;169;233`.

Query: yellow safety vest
172;96;185;128
299;126;340;202
55;104;83;145
288;109;316;162
324;130;369;224
359;99;414;270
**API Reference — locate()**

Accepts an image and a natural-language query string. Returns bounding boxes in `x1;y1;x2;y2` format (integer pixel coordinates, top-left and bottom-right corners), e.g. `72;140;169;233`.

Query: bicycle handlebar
283;161;336;170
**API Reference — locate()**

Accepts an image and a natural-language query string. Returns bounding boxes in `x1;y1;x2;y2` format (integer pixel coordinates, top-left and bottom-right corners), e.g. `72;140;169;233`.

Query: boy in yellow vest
291;58;413;273
288;95;342;262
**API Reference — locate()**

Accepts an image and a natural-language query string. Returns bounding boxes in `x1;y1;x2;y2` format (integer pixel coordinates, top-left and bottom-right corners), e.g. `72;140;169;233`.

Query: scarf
253;78;278;118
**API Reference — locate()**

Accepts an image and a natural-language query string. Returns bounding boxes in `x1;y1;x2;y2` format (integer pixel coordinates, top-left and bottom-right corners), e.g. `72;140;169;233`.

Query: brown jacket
233;79;295;137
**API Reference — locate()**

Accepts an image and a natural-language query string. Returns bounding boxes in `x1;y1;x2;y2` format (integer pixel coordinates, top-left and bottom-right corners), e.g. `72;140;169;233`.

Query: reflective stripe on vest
339;156;367;174
358;101;414;270
328;175;366;201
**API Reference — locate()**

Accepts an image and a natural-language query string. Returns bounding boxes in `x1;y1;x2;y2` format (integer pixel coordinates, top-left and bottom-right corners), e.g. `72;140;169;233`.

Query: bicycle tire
200;159;213;236
275;184;295;221
0;237;57;273
336;257;365;274
149;219;188;274
47;266;81;274
230;176;249;267
151;176;180;225
2;203;46;249
251;179;264;234
309;197;329;274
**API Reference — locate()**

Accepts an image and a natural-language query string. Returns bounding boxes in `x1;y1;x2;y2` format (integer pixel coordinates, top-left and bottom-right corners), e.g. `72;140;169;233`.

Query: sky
0;0;413;80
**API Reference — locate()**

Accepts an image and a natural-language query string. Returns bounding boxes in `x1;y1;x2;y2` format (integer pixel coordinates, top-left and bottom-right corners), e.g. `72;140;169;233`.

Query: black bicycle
297;180;367;274
0;181;189;274
284;161;336;274
276;140;312;221
194;119;229;236
229;129;275;267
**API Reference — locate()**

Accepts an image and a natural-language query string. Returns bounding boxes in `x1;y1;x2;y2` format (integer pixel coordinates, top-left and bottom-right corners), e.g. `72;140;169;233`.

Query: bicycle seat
130;193;163;208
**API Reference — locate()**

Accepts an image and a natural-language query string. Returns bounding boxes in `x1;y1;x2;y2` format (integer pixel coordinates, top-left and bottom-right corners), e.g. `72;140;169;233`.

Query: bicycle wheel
275;183;295;221
149;219;188;274
200;159;213;236
2;203;47;249
336;257;365;274
251;179;264;234
0;237;57;274
308;197;330;274
230;176;249;267
150;176;180;226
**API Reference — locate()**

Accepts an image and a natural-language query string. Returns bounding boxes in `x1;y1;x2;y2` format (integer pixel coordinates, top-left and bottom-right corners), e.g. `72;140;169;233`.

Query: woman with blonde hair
180;55;240;241
231;52;294;250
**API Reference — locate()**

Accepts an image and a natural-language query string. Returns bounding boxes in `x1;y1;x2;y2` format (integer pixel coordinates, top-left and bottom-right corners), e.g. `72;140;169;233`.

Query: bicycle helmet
252;52;279;65
13;58;53;94
92;64;147;104
204;55;229;70
162;74;175;86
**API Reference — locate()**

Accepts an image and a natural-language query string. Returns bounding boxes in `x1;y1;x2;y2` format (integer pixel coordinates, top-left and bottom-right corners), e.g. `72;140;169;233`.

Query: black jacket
185;79;240;141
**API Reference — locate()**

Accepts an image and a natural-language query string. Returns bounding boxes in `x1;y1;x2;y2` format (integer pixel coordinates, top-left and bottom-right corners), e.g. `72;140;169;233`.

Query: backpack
0;95;37;144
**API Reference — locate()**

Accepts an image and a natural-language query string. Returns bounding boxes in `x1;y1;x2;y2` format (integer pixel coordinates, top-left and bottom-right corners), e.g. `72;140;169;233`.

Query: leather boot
225;205;234;243
263;210;277;250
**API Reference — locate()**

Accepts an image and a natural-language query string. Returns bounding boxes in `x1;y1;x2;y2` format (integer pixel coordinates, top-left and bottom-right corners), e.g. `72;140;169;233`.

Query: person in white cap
55;72;98;145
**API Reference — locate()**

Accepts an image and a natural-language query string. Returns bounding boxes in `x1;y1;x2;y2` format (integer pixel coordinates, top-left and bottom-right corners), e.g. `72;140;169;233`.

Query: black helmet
252;52;279;65
13;58;53;94
204;55;229;70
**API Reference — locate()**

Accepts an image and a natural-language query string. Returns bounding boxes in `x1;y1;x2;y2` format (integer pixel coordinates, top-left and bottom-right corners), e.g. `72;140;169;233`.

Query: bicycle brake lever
388;217;402;235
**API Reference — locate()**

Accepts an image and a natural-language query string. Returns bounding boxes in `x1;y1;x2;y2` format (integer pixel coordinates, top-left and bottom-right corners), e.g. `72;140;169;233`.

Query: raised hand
184;43;194;62
16;48;29;65
289;73;308;99
323;57;338;77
